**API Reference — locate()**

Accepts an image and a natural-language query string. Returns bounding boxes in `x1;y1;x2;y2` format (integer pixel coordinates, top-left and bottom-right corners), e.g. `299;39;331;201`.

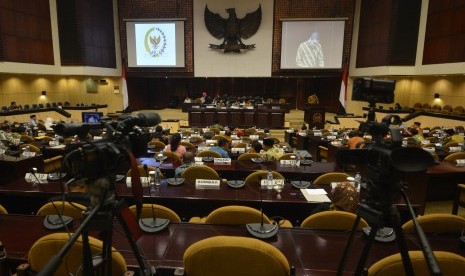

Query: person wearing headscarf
310;182;359;215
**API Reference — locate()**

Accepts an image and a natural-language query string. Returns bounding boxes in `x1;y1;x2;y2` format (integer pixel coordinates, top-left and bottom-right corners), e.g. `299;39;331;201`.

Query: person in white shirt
29;114;38;129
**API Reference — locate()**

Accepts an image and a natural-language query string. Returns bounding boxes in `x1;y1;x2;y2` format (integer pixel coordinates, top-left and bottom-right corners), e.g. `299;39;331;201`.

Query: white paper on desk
126;177;150;187
49;144;66;149
24;173;48;183
300;189;331;203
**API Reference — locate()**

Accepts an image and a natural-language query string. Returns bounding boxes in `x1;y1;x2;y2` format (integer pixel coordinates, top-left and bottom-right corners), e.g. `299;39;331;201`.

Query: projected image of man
296;32;324;68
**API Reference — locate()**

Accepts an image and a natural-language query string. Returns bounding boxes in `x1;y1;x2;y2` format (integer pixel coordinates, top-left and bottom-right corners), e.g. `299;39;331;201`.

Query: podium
304;105;326;129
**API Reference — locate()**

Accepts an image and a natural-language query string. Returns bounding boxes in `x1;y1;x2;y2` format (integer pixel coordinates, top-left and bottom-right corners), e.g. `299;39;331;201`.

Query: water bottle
354;172;362;193
23;145;30;157
267;170;273;190
155;167;161;186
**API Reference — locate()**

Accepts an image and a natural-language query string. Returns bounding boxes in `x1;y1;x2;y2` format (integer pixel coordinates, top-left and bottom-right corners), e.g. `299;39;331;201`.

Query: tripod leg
390;206;414;276
100;229;113;276
82;230;95;275
337;215;361;275
355;222;379;275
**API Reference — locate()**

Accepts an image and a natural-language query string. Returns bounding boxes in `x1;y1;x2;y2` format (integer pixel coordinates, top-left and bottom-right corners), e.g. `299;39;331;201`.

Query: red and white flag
122;65;129;111
339;67;348;112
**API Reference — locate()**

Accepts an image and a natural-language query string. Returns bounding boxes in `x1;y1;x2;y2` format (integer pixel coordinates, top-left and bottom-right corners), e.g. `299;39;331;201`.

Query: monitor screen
82;112;103;124
280;20;345;69
126;20;185;68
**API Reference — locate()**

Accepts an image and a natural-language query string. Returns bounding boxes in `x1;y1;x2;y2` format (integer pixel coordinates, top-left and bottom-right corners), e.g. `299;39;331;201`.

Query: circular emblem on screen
144;27;167;58
312;113;322;123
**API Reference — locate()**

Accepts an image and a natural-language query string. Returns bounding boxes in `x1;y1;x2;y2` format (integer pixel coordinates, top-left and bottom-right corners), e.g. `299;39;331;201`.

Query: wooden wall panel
57;0;116;68
0;0;53;64
356;0;421;67
423;0;465;64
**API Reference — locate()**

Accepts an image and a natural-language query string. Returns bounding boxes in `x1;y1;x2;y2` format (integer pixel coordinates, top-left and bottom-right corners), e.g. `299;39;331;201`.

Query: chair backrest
367;251;465;276
21;144;41;154
300;211;368;231
196;150;222;158
278;153;299;161
183;236;290;276
129;204;181;222
443;105;453;112
43;155;63;173
453;105;464;113
161;151;183;165
443;141;459;148
209;127;220;134
237;152;261;161
181;165;220;181
444;152;465;162
148;140;166;151
180;141;196;152
245;170;285;183
189;136;204;145
312;172;350;185
36;201;86;219
244;128;257;135
21;134;35;143
0;204;8;214
232;142;248;148
126;165;156;177
28;233;126;276
402;214;465;234
204;205;273;225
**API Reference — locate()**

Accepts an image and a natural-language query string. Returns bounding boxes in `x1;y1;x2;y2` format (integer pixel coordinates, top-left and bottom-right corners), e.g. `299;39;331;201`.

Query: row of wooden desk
1;214;464;275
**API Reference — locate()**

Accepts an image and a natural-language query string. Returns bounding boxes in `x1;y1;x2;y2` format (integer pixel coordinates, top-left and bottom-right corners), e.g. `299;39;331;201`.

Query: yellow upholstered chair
453;105;465;114
209;127;221;134
181;165;220;181
312;172;350;185
36;201;86;219
183;236;290;276
148;140;166;152
129;204;181;223
20;134;35;143
452;184;465;215
278;153;299;161
367;251;465;276
0;204;8;214
126;165;156;177
237;152;261;161
188;205;292;227
240;137;253;143
300;211;368;231
443;105;453;112
244;128;257;136
212;135;231;141
159;151;183;165
20;144;41;154
189;136;204;146
181;130;192;136
254;131;267;139
232;142;248;149
402;214;465;234
180;141;196;152
38;135;54;141
444;151;465;162
245;170;285;183
23;233;127;276
43;155;63;173
278;98;286;104
444;141;459;148
196;150;222;158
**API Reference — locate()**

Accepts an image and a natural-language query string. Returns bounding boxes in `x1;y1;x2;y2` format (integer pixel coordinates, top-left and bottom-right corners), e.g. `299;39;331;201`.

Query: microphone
29;168;74;230
246;176;278;239
138;164;169;233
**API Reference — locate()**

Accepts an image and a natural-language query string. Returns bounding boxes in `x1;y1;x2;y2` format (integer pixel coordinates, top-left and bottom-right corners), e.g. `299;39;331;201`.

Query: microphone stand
246;176;278;239
139;165;169;233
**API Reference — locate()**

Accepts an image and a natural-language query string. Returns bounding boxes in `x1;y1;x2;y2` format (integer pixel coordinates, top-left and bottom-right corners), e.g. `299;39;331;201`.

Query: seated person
150;125;169;145
248;141;263;153
175;151;195;176
347;131;365;149
410;128;425;144
443;128;464;144
164;133;186;160
262;138;283;161
8;101;18;111
29;114;38;129
209;138;230;158
0;124;13;142
311;182;359;215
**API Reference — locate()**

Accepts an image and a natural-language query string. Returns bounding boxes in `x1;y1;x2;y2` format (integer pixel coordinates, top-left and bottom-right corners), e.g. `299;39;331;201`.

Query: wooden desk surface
1;214;464;275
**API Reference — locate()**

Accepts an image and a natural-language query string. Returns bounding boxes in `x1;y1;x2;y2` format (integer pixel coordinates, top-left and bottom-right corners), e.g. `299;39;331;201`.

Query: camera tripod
38;177;153;276
337;186;441;276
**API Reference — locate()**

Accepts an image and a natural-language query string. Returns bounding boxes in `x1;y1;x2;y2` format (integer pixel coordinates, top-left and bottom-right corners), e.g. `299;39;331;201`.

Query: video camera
54;112;161;182
351;78;434;218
